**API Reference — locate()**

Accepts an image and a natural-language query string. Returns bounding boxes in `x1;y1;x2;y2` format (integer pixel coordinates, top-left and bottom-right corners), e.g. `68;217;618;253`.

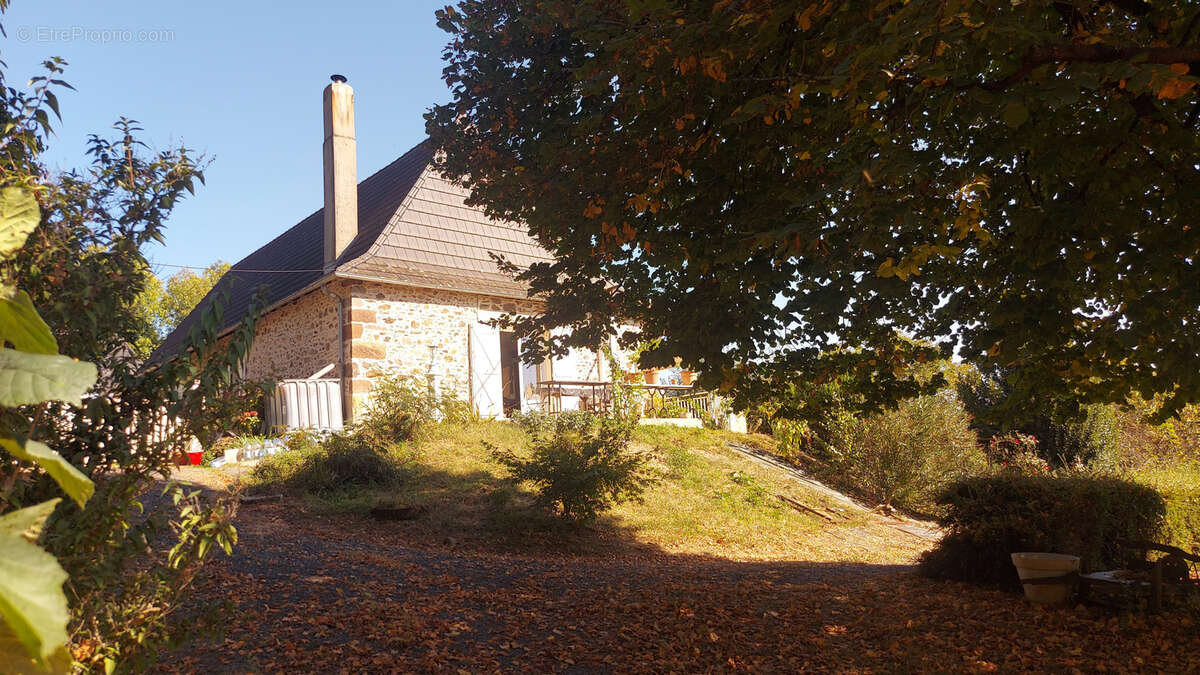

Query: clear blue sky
2;0;450;277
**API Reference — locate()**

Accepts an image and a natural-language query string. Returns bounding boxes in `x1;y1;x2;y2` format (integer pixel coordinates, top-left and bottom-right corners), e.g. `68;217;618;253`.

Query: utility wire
150;262;327;274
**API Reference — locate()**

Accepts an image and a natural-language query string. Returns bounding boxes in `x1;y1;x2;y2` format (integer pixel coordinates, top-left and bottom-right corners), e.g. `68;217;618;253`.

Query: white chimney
323;74;357;268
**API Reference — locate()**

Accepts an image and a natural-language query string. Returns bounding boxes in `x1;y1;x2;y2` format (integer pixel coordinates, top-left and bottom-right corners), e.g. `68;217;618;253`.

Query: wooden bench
1078;540;1199;612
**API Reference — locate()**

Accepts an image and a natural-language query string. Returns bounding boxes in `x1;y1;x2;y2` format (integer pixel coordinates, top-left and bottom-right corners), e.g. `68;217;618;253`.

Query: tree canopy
427;0;1200;418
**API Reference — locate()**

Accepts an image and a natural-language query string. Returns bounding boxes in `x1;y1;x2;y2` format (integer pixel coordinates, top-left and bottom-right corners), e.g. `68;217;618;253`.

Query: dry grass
211;420;931;563
384;421;922;562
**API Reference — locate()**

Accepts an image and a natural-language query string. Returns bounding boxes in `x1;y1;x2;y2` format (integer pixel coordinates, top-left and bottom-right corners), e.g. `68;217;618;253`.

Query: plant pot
680;370;696;386
643;369;660;385
186;450;204;466
624;371;643;384
1011;552;1080;604
224;448;241;464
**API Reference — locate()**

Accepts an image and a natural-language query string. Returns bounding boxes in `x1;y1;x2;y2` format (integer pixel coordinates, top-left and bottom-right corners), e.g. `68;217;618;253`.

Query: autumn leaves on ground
161;424;1198;673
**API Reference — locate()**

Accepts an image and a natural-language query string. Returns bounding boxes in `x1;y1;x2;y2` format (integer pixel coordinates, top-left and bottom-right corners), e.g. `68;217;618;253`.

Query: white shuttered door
469;322;503;419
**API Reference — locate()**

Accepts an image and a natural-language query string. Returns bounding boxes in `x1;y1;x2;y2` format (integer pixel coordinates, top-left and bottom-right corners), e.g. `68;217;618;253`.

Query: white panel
326;381;344;429
469;323;503;419
302;379;316;425
284;383;299;428
265;380;345;432
315;381;329;429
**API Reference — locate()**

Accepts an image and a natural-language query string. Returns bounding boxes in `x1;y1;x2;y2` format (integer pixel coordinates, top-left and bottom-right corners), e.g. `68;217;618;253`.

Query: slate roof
152;140;551;361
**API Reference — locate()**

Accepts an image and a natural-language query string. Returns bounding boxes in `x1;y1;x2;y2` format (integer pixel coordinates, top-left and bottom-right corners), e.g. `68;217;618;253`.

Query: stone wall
242;283;342;382
346;281;541;414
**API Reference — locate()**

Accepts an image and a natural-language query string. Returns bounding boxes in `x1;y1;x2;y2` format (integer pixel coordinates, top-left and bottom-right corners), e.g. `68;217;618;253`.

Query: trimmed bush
496;411;653;524
920;473;1166;587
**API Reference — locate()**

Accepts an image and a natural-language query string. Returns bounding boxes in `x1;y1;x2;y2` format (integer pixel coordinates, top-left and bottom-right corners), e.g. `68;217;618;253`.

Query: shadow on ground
150;466;1199;674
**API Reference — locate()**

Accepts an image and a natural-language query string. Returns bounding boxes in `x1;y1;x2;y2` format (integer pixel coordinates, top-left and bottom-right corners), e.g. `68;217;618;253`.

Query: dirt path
156;469;1198;673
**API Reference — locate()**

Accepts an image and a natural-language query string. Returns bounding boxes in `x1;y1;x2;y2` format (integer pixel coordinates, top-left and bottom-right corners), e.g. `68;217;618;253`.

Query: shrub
1127;459;1200;553
657;402;688;419
799;392;983;514
249;433;407;497
920;473;1166;587
494;411;653;524
1114;396;1200;468
956;368;1121;469
983;431;1040;463
1035;404;1120;468
353;374;476;449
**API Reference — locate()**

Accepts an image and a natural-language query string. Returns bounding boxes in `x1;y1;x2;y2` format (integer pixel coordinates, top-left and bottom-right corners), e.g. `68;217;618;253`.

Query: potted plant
1011;552;1080;604
629;339;665;385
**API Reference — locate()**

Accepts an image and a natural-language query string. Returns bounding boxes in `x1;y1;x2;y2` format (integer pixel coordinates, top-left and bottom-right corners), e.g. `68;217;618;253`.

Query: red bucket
186;450;203;466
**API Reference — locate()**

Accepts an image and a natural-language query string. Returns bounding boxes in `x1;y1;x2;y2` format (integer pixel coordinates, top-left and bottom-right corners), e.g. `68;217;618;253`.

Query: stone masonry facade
242;282;343;382
346;280;541;414
241;278;546;420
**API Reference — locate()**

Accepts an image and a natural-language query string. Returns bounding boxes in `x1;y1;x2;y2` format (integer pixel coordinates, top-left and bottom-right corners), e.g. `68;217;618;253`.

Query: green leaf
0;287;57;355
0;499;58;542
0;502;70;666
1001;103;1029;129
0;438;92;507
0;349;97;407
0;628;71;675
0;188;40;260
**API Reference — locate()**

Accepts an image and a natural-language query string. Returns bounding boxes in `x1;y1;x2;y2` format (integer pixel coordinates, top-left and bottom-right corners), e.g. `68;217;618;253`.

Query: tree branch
978;44;1200;91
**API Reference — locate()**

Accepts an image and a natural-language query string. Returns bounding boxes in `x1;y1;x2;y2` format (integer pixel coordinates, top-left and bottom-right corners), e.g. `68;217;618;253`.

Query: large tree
427;0;1200;418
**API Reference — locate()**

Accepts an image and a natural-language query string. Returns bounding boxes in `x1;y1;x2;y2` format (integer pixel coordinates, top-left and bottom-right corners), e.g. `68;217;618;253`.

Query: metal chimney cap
330;74;347;83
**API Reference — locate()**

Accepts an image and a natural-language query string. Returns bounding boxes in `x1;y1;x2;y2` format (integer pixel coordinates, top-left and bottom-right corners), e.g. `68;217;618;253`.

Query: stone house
155;76;610;423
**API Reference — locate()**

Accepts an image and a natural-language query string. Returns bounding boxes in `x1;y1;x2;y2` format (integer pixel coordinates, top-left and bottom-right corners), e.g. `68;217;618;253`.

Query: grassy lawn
242;421;911;562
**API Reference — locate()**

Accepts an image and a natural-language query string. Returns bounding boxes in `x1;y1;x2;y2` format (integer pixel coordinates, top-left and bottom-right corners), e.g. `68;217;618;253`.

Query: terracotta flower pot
643;369;660;385
680;370;696;386
624;371;643;384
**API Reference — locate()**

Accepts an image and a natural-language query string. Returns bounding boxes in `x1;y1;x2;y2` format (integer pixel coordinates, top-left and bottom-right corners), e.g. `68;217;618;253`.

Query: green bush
249;432;407;497
832;393;984;512
353;374;476;449
955;368;1120;468
920;473;1167;587
495;411;653;524
1128;459;1200;553
1035;403;1120;468
1114;396;1200;467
